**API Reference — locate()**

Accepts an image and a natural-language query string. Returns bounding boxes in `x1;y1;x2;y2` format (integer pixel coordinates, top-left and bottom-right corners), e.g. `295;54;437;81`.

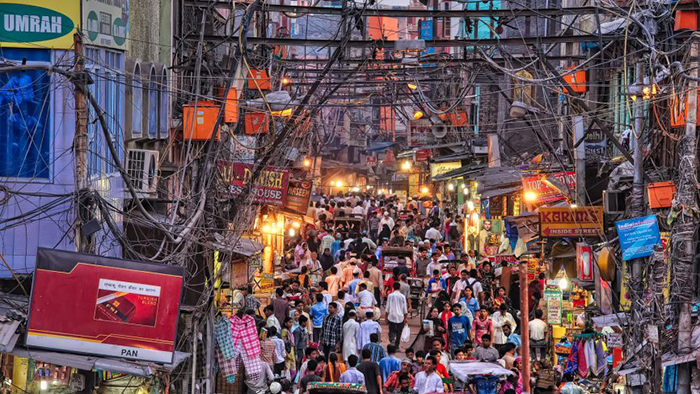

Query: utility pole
572;116;586;204
672;34;700;394
628;62;645;394
73;33;89;253
519;260;531;394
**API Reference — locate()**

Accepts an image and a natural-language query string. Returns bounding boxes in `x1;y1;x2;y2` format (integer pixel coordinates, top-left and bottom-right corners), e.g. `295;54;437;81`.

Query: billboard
539;206;604;237
284;179;313;215
0;1;80;49
218;161;290;206
26;248;183;363
430;161;461;179
616;215;661;261
82;0;129;50
521;171;576;203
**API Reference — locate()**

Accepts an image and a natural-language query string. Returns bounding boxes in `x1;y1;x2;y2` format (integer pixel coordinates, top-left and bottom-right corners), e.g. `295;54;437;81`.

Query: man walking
386;282;408;348
320;302;343;359
414;356;444;394
357;348;383;394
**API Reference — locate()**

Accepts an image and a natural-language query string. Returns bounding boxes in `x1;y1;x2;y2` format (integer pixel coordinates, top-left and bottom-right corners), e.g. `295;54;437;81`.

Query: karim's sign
218;161;290;206
0;1;80;49
26;248;184;363
539;206;604;237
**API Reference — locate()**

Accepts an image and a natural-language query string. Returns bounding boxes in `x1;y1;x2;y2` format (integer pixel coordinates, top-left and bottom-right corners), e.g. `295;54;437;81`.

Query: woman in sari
281;317;297;379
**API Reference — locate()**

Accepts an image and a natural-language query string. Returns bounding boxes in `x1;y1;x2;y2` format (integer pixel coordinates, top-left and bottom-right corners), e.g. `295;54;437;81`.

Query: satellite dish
432;124;447;139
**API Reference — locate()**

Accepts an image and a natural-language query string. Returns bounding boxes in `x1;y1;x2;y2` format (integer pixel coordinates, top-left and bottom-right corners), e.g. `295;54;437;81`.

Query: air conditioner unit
127;149;159;196
603;190;626;214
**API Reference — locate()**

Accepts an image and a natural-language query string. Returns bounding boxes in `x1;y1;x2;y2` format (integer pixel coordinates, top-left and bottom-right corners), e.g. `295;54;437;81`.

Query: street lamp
282;77;292;86
413;110;424;120
524;191;538;202
421;186;429;194
447;183;455;191
402;160;412;171
303;158;312;167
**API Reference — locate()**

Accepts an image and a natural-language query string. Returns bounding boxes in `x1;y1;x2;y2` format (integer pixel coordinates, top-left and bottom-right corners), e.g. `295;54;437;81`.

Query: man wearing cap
341;259;359;287
384;358;416;391
343;310;360;361
380;211;395;231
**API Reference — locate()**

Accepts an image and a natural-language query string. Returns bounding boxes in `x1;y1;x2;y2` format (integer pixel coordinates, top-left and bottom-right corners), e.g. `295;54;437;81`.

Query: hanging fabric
578;339;588;378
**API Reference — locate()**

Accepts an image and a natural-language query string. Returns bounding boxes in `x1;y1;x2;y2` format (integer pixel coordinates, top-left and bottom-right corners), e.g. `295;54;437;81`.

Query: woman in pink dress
472;308;493;345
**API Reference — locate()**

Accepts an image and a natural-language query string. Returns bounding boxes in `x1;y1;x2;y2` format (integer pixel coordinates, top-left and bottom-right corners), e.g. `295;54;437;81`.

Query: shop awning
9;347;190;377
479;185;523;199
366;142;396;152
432;163;487;181
209;233;265;257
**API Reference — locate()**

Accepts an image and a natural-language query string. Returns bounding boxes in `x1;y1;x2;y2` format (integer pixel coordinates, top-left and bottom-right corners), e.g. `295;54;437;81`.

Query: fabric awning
479;185;523;199
209;233;265;257
366;142;396;152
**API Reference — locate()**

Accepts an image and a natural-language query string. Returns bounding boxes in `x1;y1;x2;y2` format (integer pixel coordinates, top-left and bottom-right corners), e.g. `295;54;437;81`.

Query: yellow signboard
0;0;80;49
539;206;604;237
430;161;461;179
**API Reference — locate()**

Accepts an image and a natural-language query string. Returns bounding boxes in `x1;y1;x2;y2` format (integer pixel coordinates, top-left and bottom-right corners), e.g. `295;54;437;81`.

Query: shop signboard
544;287;562;325
607;332;622;348
218;161;290;206
430;161;461;179
255;272;274;294
539;206;604;237
284;180;313;215
522;171;576;203
82;0;129;50
26;248;183;363
408;119;430;147
415;149;431;162
0;0;80;49
616;215;661;261
488;255;517;266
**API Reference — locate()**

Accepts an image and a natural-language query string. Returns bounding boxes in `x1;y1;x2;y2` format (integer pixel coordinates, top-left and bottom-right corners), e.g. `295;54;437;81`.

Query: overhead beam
184;1;698;18
187;34;621;47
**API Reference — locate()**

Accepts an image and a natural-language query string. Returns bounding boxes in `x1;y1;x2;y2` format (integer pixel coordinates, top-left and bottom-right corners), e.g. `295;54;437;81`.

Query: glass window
0;65;52;178
132;64;142;137
159;69;168;138
148;67;157;138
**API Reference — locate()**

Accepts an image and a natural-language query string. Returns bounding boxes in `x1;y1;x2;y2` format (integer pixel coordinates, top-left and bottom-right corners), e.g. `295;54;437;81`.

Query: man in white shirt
451;269;471;303
352;202;365;218
528;309;548;360
358;311;382;349
425;225;442;242
414;356;444;394
357;283;378;319
380;211;395;231
386;282;408;347
491;303;518;351
425;254;443;277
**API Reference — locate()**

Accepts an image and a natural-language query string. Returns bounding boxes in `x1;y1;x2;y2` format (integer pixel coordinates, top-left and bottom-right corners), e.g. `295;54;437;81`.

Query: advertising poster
521;171;576;203
576;243;593;281
26;248;183;363
0;0;80;49
218;161;290;206
82;0;129;50
284;180;312;214
544;287;563;324
616;215;661;261
539;206;604;237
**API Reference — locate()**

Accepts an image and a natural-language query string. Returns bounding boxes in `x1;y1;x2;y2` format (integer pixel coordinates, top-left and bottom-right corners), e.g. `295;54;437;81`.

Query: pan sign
616;215;661;261
26;248;183;363
218;161;290;206
0;1;80;48
539;206;604;237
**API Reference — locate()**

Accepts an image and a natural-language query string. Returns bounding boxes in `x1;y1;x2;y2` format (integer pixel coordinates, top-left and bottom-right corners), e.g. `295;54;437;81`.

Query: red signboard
576;242;594;281
218;161;290;206
488;255;518;266
522;171;576;203
27;249;183;363
284;180;313;214
415;149;431;162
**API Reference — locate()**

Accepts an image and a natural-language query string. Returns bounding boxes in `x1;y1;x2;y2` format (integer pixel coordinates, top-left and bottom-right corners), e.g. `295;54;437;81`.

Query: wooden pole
519;261;531;394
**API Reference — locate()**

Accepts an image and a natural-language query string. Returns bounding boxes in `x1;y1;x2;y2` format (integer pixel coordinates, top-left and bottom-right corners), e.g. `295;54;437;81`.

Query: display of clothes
564;337;609;379
214;313;263;383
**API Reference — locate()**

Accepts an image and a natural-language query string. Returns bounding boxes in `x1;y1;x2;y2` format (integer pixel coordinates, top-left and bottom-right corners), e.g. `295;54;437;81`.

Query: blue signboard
418;20;435;66
616;215;661;261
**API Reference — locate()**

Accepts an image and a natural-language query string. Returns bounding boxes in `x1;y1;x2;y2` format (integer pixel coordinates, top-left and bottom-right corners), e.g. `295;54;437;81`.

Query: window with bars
85;47;124;177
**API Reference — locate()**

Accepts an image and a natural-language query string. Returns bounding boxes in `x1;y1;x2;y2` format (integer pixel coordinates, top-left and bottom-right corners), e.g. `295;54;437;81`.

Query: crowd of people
229;192;591;394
